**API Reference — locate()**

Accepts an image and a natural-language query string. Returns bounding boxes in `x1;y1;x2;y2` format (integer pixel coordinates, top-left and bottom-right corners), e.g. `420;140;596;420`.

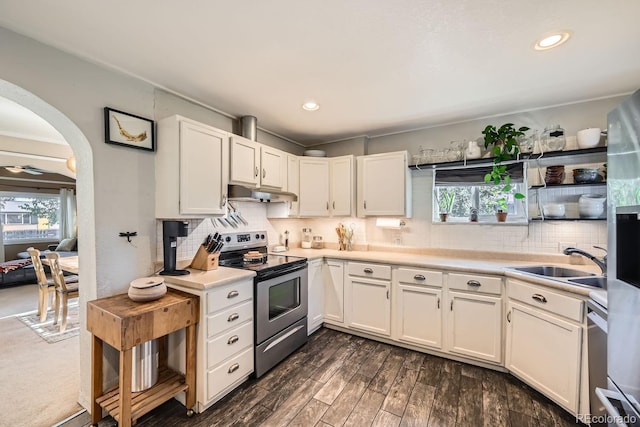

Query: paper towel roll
375;218;405;229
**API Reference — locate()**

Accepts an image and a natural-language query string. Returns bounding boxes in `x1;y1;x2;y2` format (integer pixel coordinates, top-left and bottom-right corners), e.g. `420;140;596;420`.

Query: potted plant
437;191;455;222
482;123;529;221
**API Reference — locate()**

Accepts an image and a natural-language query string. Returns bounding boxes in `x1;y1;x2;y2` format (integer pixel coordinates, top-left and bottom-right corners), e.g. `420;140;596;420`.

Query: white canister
464;140;482;159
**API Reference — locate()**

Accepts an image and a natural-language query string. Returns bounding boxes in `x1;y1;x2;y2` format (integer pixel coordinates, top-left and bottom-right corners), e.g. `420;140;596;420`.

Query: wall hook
119;231;137;243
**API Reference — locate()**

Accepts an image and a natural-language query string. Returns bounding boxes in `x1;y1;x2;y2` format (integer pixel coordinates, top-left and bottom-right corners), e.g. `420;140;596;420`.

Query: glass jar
542;125;566;151
301;228;312;249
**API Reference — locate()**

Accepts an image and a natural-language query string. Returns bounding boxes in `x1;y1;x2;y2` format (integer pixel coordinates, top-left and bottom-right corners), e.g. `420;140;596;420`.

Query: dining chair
45;252;79;332
27;248;56;322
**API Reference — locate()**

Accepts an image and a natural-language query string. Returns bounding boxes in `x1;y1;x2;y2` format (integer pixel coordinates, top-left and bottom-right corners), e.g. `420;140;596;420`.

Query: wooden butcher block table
87;289;199;426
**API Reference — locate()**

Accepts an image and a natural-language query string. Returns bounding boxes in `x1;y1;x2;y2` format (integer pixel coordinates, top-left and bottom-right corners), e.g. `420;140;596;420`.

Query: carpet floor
0;313;81;427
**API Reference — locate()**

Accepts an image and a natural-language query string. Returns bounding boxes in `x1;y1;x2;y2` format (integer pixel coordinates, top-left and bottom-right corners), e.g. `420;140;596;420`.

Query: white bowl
543;203;565;218
577;128;601;149
303;149;327;157
578;195;605;218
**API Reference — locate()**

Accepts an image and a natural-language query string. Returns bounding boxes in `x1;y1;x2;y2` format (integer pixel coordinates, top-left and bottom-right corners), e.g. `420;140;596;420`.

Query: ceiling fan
3;165;47;175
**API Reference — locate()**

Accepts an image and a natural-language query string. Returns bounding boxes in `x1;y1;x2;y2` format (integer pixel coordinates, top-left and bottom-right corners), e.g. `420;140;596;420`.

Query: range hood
228;184;298;202
227;115;297;203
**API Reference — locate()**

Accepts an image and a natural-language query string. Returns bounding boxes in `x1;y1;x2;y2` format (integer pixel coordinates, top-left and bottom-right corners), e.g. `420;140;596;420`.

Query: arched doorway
0;79;97;418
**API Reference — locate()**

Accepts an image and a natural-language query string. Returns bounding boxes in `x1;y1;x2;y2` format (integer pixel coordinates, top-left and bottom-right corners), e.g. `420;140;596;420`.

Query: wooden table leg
91;335;103;425
119;348;133;427
185;323;197;412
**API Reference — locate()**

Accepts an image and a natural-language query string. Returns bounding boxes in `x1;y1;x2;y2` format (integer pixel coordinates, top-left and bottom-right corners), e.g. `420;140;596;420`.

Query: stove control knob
260;234;265;240
255;234;260;240
225;236;231;242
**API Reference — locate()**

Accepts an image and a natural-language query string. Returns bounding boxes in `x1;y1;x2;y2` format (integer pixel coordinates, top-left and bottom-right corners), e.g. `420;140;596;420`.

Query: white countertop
160;246;605;297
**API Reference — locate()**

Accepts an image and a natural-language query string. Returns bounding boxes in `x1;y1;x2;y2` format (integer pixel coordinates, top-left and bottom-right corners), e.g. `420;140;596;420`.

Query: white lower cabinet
307;259;324;334
323;259;344;325
393;268;443;349
167;279;254;413
505;279;584;414
446;291;503;363
346;262;391;336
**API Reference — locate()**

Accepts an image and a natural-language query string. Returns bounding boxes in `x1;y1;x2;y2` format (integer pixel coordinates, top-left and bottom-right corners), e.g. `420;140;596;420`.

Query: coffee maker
160;220;190;276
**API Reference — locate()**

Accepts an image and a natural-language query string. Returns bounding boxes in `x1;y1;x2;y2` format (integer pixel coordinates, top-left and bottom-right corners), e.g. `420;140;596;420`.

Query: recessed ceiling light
534;31;572;51
302;101;320;111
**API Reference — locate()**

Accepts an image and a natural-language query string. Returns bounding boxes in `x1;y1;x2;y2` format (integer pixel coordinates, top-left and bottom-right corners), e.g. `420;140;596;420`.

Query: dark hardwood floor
68;327;584;427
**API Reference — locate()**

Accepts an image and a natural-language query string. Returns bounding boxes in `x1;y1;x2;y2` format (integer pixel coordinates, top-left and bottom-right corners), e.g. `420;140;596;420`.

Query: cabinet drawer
207;347;253;401
448;272;502;295
207;300;253;338
207;321;254;368
348;262;391;280
207;280;253;314
507;279;584;322
396;268;443;287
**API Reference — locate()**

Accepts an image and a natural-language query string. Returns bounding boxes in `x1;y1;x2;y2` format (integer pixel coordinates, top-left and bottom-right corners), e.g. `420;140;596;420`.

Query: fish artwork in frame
104;107;155;151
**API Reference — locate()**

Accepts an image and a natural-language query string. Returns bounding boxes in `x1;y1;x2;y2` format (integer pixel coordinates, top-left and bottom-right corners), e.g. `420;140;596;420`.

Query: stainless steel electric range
217;231;308;377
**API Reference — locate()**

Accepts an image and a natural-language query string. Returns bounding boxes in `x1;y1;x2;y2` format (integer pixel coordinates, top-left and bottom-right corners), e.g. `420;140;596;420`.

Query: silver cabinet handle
228;363;239;374
437;298;440;309
326;201;329;210
450;300;453;311
507;311;512;322
364;200;367;209
467;280;481;287
386;290;389;299
262;168;266;179
363;268;374;274
532;294;547;303
255;166;259;177
220;194;227;208
227;290;239;299
227;335;239;345
414;274;426;281
333;201;335;209
227;313;239;322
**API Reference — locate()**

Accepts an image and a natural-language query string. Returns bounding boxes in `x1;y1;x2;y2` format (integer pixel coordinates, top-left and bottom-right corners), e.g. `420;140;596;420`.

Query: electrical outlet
559;242;576;253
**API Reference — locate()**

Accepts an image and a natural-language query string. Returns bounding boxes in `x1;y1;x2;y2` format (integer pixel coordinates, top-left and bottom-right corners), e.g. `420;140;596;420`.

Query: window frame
432;166;529;224
0;191;62;244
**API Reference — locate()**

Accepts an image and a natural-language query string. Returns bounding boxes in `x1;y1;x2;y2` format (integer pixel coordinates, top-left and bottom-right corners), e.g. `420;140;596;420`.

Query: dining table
42;254;79;274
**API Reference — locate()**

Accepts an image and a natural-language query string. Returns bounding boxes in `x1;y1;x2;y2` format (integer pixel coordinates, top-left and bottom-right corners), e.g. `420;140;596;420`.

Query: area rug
16;301;79;343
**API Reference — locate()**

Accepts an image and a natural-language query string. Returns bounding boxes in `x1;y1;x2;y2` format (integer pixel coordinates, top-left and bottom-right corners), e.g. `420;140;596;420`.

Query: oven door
255;266;308;344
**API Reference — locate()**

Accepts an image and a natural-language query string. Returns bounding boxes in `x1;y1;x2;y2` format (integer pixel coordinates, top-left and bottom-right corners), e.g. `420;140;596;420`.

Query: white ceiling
1;1;639;146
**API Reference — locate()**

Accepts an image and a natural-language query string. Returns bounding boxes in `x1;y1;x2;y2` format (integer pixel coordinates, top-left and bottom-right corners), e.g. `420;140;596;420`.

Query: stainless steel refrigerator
598;88;640;426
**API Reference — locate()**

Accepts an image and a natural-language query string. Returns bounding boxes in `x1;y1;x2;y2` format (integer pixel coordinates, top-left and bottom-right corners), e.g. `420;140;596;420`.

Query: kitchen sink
512;265;595;278
567;276;607;288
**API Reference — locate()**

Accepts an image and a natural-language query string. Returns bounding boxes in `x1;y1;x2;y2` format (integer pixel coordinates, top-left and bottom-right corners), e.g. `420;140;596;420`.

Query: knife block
190;246;219;271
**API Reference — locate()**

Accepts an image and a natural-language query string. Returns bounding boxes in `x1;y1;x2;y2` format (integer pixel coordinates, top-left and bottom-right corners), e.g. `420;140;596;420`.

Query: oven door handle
257;262;307;281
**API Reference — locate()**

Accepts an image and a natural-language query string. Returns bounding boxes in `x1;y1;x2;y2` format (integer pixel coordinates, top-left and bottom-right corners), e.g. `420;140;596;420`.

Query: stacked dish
578;194;606;218
573;168;602;184
545;165;565;185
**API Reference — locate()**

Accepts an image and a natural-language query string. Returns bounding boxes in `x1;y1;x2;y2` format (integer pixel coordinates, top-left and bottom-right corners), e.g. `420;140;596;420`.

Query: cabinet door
330;155;354;216
229;135;259;187
447;291;502;363
395;285;442;349
260;146;285;189
323;260;344;324
287;155;299;216
360;152;408;216
506;301;582;413
299;158;330;217
180;121;229;215
307;259;324;334
347;276;390;336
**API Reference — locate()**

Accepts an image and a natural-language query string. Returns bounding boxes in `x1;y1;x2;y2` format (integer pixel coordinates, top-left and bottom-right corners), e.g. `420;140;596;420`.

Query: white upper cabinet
357;151;412;217
229;135;260;188
260;145;285;189
330;155;355;216
229;136;285;190
156;115;229;218
299;157;330;217
286;154;299;216
298;155;355;217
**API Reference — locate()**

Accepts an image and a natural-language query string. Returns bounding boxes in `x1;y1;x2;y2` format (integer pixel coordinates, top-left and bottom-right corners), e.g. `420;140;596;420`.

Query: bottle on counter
301;228;312;249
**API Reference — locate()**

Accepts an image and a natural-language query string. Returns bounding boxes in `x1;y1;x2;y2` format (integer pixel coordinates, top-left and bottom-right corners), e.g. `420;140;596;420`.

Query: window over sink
432;164;528;223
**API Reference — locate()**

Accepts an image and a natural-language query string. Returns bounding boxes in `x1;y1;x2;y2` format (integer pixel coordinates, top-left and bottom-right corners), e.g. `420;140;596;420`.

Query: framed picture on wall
104;107;155;151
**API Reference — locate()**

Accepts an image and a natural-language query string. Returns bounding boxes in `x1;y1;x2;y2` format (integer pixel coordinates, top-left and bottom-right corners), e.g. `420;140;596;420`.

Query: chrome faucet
563;246;607;275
